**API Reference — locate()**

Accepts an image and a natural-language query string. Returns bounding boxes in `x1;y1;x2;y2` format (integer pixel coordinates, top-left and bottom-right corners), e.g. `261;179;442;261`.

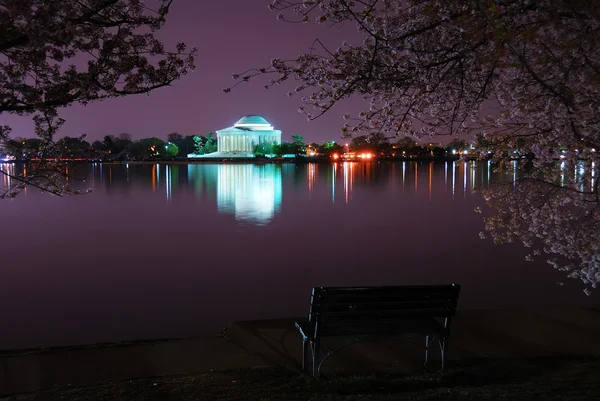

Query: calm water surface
1;161;598;349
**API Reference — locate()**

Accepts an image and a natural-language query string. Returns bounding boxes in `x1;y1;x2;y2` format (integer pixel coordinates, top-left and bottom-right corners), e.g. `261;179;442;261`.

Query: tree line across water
2;131;475;161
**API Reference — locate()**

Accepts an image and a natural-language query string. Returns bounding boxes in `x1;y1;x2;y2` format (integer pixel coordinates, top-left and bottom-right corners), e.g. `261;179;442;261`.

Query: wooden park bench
294;284;461;377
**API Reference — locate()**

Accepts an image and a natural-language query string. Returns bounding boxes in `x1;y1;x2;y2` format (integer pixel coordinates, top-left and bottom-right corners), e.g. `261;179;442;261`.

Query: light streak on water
471;162;476;191
452;162;456;199
428;162;433;201
444;162;447;188
415;163;418;194
156;164;160;191
332;163;336;203
463;161;467;197
166;165;171;201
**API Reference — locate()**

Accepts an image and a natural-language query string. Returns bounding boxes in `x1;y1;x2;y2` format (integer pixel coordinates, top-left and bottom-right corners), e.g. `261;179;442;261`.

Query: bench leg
439;337;447;373
425;335;430;366
301;338;308;371
312;340;321;378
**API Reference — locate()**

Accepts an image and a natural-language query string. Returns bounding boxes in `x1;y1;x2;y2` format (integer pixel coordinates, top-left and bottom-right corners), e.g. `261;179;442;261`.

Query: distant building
188;115;282;158
216;115;282;154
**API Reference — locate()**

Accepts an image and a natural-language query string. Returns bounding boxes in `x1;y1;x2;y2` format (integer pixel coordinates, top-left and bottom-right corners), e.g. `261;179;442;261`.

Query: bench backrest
307;284;461;337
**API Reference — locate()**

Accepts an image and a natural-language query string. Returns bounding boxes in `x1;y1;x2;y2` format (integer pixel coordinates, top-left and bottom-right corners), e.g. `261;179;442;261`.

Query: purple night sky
3;0;364;144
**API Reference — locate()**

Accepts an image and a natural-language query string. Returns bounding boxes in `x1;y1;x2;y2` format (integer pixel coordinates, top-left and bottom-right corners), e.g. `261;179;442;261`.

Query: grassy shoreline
4;356;598;400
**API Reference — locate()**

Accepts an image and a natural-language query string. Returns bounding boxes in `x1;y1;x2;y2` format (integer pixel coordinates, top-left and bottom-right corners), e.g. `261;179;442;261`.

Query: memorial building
216;115;281;153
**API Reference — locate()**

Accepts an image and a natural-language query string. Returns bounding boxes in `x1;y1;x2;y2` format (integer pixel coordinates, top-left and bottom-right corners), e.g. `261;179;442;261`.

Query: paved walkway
2;308;600;396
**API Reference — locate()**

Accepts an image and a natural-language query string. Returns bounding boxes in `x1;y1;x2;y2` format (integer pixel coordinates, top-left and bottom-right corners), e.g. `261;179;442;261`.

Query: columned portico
216;116;282;154
188;115;282;158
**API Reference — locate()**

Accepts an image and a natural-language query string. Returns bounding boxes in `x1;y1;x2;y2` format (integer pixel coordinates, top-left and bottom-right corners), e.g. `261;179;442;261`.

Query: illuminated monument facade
189;115;282;158
217;115;281;154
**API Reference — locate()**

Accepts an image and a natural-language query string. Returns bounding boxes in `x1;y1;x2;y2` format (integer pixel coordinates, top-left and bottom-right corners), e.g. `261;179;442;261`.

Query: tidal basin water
1;161;598;349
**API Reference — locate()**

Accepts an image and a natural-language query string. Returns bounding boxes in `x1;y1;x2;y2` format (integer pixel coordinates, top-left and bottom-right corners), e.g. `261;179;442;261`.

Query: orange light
332;153;339;159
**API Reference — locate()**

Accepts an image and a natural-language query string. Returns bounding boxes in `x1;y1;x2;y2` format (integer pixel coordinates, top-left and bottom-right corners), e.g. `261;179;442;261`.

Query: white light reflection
512;160;517;188
216;164;282;225
332;163;336;203
165;165;171;201
577;162;585;192
463;161;467;197
156;164;160;190
343;162;354;204
444;161;448;189
452;162;456;199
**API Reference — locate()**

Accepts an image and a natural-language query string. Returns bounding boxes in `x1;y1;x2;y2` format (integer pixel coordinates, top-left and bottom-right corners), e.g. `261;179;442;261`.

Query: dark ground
3;356;598;401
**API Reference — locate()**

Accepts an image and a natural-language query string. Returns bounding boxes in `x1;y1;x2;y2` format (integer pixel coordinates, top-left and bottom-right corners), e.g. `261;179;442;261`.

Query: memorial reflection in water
217;164;282;225
188;164;282;225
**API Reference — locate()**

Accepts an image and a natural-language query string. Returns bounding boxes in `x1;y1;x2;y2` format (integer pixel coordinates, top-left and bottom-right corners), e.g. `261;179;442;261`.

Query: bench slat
321;290;459;302
320;285;459;295
320;300;457;312
320;309;455;319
